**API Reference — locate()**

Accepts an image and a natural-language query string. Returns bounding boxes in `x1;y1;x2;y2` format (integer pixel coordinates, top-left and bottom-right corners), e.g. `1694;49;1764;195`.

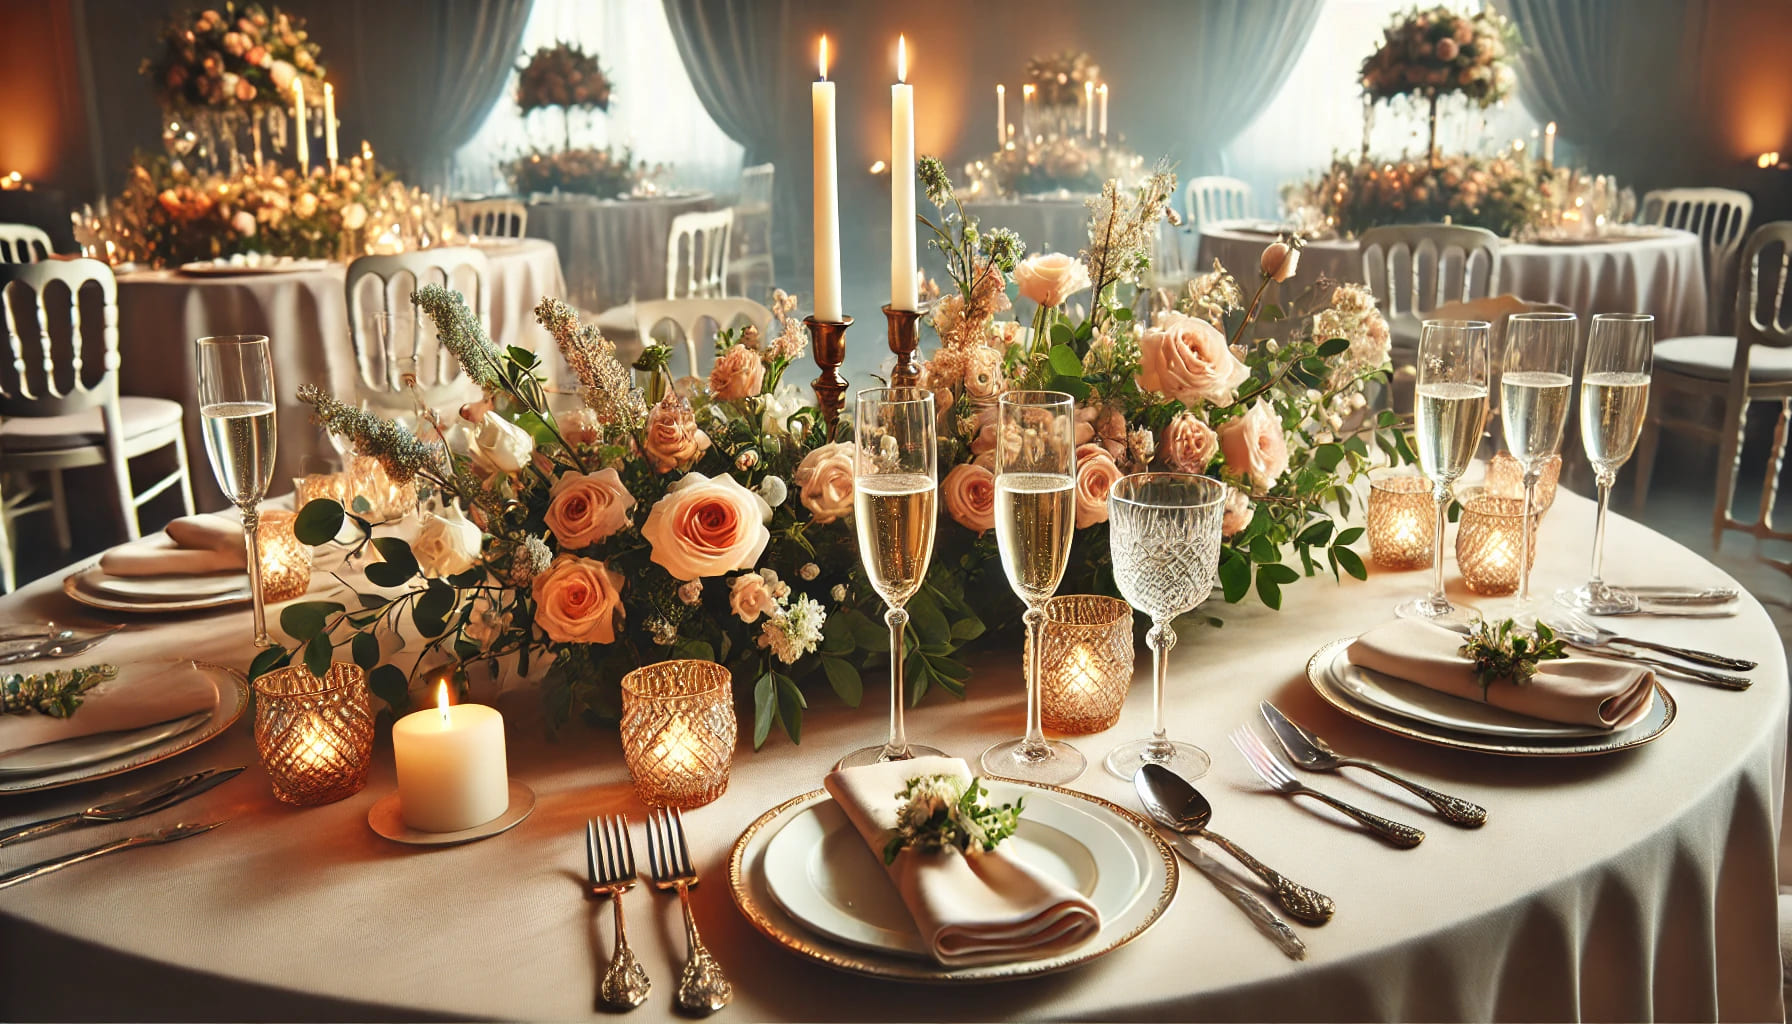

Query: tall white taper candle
812;37;842;321
890;35;918;311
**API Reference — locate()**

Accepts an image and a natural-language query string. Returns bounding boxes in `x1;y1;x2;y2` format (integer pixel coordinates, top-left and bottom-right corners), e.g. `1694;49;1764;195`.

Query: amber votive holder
1454;487;1541;596
621;660;737;809
1367;468;1436;570
1484;451;1561;519
253;662;376;807
349;456;418;520
256;509;312;603
1029;595;1135;734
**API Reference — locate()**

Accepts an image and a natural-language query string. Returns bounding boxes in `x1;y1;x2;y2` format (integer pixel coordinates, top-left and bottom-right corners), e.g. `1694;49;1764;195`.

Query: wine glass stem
1146;620;1176;760
882;606;910;759
1428;484;1451;608
1021;605;1047;756
1588;472;1614;593
1517;469;1540;606
241;502;268;647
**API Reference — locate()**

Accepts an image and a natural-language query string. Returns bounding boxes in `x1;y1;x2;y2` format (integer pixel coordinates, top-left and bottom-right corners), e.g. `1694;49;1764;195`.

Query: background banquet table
525;192;715;312
1198;224;1711;339
962;196;1098;256
0;489;1781;1022
113;239;566;498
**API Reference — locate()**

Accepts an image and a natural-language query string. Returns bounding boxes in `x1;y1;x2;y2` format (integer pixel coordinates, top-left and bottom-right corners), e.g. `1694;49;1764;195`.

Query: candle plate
367;780;536;846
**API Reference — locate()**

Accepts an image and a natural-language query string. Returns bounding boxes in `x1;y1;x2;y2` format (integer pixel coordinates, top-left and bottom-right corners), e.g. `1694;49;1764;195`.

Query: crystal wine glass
1396;319;1490;626
980;391;1084;784
1104;472;1226;781
1560;313;1654;614
836;387;945;769
1500;311;1576;612
196;335;278;647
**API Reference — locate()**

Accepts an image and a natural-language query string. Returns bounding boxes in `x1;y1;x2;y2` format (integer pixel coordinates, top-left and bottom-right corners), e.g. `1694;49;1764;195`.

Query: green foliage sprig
882;775;1024;864
2;664;118;718
1459;618;1566;698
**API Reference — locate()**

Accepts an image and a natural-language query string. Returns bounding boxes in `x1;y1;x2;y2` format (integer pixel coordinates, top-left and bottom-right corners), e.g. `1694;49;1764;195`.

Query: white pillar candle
392;683;508;832
1544;121;1557;167
812;36;843;321
1098;84;1108;141
890;35;918;311
1084;80;1094;138
323;82;338;171
293;81;309;175
1022;84;1034;142
996;84;1005;148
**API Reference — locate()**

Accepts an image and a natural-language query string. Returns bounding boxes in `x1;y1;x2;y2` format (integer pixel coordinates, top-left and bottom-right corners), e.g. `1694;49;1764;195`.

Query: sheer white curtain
1220;0;1541;214
451;0;744;195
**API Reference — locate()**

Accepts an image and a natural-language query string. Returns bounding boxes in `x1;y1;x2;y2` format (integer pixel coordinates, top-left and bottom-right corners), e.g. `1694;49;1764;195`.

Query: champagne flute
1560;313;1654;615
1104;473;1227;780
1396;319;1490;626
980;391;1084;784
1500;312;1576;612
196;335;278;647
836;387;945;769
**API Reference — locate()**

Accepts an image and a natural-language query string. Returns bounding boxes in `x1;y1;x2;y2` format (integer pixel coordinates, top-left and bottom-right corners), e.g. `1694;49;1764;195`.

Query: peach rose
639;471;772;580
1138;310;1249;407
545;468;636;550
963;345;1007;402
707;344;765;401
230;210;257;237
1222;486;1253;537
794;442;855;524
1074;443;1123;529
643;395;711;473
1434;37;1459;61
1159;411;1218;474
1259;241;1299;283
1013;252;1092;309
1218;401;1290;491
530;555;625;644
728;571;780;623
942;463;996;533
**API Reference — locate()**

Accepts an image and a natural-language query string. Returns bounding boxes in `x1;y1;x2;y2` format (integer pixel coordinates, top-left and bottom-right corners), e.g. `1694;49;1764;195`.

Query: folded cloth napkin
822;755;1101;967
0;662;219;758
1347;618;1655;729
99;515;245;578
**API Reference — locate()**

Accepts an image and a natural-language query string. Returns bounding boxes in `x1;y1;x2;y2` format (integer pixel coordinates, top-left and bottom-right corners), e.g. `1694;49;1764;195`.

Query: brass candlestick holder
806;314;852;437
883;305;923;388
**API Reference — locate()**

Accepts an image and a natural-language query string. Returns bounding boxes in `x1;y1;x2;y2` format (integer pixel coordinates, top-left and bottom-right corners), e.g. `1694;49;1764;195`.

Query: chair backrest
738;164;775;211
667;209;734;299
0;258;120;419
455;198;527;239
0;224;53;264
1359;224;1502;326
633;297;773;379
344;247;491;402
1734;220;1792;354
1183;176;1253;228
1642;187;1753;332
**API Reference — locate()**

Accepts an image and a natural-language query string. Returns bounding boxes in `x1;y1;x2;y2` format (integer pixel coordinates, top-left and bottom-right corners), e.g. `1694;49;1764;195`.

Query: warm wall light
868;160;887;174
1758;151;1785;169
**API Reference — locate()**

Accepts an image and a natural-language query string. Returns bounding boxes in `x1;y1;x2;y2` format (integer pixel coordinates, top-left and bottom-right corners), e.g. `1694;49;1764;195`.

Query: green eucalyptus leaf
294;500;345;546
248;645;292;682
776;675;807;745
1314;443;1345;472
1048;344;1084;378
279;601;342;642
351;495;373;515
368;664;410;711
1219;551;1252;603
1334;545;1368;581
753;673;776;749
1296;520;1334;546
351;631;380;670
1336;526;1365;546
1254;568;1284;610
1317;337;1350;358
303;631;334;679
821;656;863;707
370;537;419;576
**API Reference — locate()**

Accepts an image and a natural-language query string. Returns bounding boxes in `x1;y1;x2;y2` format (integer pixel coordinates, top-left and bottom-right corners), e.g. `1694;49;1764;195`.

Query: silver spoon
1135;763;1334;925
1548;610;1755;672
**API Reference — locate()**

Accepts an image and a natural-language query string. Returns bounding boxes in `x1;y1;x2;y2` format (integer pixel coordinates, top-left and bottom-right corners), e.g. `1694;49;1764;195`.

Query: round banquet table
0;489;1782;1021
1198;223;1711;340
961;196;1098;255
525;192;715;313
112;239;566;499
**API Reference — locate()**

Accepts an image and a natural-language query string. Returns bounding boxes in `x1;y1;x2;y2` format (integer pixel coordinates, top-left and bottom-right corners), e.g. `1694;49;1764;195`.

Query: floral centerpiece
1025;50;1100;108
1294;151;1545;239
975;49;1139;198
517;42;612;115
507;147;650;199
505;41;650;197
1360;5;1519;162
261;163;1408;750
143;3;324;113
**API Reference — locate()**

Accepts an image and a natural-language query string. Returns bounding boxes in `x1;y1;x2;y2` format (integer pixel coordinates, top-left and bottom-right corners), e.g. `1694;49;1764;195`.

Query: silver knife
0;820;225;891
1166;833;1306;960
0;766;244;848
1260;702;1488;827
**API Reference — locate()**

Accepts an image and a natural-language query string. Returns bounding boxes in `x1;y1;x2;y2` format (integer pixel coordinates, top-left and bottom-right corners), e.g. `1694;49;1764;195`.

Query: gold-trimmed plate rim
64;564;251;613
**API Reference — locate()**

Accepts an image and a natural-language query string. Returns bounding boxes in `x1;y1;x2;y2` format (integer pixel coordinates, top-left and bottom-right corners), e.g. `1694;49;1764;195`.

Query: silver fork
586;817;650;1011
1231;727;1425;848
644;807;731;1016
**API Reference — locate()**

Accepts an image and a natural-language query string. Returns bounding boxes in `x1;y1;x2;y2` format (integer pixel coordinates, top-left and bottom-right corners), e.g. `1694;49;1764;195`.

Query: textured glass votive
256;509;312;603
1455;488;1540;596
1368;469;1435;570
621;660;736;809
253;663;375;806
1028;595;1134;734
294;472;352;510
350;456;417;520
1485;451;1561;518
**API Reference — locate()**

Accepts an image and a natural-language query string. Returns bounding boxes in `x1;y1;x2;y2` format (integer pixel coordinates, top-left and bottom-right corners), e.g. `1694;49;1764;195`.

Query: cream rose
1222;486;1254;537
963;345;1007;402
293;191;318;218
230;210;257;237
1218;400;1290;491
1259;241;1300;283
794;442;855;524
530;555;624;644
707;344;765;401
639;471;772;580
1013;252;1092;309
942;463;996;533
555;407;601;446
1159;411;1218;474
545;468;635;550
729;571;780;623
1074;443;1124;529
1138;310;1249;407
412;501;483;578
642;395;711;474
468;409;536;476
341;202;368;230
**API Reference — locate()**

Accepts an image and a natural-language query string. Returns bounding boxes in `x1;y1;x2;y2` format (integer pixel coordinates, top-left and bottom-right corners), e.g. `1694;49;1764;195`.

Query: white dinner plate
64;565;251;613
761;783;1144;959
1320;641;1609;739
0;710;210;777
88;572;251;601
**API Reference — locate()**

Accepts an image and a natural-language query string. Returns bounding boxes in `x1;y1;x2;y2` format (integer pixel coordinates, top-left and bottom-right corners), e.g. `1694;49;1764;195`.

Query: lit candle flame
818;35;828;81
437;681;452;726
897;35;907;83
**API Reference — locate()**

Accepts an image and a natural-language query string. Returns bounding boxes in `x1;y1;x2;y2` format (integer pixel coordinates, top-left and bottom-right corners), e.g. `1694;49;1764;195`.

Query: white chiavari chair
1183;176;1254;228
1641;187;1753;334
455;198;528;240
666;209;734;300
633;297;773;381
0;224;53;264
726;164;775;301
1359;223;1502;411
344;247;492;415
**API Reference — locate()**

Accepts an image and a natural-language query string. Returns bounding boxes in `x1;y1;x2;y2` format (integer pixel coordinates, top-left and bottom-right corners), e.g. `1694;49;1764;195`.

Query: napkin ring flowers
883;775;1024;864
1460;618;1566;697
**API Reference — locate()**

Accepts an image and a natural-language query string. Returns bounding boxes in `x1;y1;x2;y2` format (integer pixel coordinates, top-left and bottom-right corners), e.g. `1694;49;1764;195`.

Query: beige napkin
1347;619;1655;729
0;663;219;757
99;515;245;577
822;755;1101;966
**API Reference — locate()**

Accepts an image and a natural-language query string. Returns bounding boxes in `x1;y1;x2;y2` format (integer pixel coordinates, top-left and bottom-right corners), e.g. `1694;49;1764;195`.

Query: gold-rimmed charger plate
64;565;250;614
1306;636;1676;757
729;781;1178;983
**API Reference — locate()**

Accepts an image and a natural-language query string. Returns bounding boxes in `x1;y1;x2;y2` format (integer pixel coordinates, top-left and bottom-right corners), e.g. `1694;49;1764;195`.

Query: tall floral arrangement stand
1357;5;1519;167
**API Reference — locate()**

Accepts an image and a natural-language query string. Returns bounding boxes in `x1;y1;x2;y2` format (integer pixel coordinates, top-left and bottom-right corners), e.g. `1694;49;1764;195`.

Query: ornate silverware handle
599;892;651;1010
673;883;731;1016
1342;760;1487;827
1620;636;1755;671
1177;840;1306;959
0;812;82;849
1199;829;1335;924
1626;652;1753;690
1297;787;1425;848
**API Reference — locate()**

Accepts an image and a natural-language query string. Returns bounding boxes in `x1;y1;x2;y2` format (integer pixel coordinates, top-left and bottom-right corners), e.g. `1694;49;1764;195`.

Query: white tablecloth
1198;224;1711;339
112;239;565;499
0;489;1781;1020
526;192;715;312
